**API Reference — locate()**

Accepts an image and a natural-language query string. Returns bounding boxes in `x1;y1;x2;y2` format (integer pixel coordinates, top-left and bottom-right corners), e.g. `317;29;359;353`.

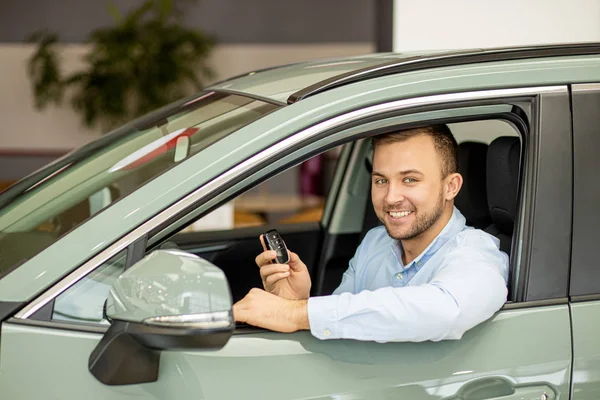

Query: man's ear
444;173;463;201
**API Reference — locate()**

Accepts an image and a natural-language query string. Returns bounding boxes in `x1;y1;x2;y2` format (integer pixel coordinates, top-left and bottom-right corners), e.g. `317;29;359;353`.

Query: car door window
48;116;524;326
52;250;127;324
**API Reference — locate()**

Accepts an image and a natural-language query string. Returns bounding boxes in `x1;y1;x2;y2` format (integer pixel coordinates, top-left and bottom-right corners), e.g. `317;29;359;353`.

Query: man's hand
233;288;310;333
256;235;311;299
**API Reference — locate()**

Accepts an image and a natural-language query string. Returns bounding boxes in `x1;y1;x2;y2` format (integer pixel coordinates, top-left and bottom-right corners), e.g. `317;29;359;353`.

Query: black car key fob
262;229;290;264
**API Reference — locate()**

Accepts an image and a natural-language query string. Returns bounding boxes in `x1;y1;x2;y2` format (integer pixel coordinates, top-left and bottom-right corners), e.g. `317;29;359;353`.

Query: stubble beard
382;190;445;241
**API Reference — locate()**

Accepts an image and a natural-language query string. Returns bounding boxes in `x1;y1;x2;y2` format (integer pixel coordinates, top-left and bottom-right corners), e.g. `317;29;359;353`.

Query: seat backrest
484;136;521;255
455;141;491;229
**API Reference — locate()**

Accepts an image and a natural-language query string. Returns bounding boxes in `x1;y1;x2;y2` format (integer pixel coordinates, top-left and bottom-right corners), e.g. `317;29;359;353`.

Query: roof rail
287;43;600;104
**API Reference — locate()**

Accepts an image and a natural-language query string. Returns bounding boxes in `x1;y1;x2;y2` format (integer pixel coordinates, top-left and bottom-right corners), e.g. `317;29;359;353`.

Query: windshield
0;91;279;276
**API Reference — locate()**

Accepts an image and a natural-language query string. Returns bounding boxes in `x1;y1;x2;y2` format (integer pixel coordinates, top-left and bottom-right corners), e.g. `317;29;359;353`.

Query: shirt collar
391;206;466;270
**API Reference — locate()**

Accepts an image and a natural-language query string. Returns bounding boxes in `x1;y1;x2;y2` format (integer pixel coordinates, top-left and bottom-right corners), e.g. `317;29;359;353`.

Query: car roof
208;43;600;104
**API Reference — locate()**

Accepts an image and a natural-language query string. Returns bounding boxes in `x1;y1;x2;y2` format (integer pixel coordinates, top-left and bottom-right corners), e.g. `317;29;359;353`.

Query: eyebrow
372;169;424;177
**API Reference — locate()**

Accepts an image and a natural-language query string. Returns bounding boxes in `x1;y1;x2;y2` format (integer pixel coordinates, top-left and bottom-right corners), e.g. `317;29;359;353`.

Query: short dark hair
372;125;459;178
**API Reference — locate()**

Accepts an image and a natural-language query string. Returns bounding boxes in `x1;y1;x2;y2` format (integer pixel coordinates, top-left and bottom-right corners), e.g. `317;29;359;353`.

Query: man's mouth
387;210;413;219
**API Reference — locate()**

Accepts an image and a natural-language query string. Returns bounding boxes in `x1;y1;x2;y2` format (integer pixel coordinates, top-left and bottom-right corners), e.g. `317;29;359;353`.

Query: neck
401;204;454;265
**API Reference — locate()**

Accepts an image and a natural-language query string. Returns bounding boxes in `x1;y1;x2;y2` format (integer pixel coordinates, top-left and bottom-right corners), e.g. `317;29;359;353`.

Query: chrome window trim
15;85;565;320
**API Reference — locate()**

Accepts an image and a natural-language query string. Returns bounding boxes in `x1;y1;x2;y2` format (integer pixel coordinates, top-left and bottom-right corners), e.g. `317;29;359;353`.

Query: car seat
484;136;521;255
455;141;492;229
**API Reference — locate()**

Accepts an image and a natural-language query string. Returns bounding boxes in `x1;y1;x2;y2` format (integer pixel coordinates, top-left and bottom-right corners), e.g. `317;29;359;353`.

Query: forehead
372;135;441;173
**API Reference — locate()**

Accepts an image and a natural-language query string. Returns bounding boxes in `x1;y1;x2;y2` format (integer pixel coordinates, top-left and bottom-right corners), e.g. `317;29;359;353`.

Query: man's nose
384;181;406;204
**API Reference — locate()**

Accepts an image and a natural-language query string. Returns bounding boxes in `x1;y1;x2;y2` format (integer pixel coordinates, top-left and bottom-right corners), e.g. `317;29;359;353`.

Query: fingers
265;271;290;286
287;251;307;272
288;250;300;263
259;263;289;280
259;234;267;251
255;250;277;267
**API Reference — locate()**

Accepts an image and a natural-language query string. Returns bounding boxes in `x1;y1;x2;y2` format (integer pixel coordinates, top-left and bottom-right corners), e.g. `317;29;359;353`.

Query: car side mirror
89;249;233;385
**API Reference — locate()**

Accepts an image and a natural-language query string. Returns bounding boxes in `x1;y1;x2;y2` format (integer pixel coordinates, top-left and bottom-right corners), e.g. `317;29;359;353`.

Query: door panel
569;301;600;399
169;222;322;302
1;305;571;400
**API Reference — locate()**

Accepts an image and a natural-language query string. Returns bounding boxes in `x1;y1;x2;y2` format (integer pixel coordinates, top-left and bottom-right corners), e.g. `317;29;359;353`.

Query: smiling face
371;133;461;244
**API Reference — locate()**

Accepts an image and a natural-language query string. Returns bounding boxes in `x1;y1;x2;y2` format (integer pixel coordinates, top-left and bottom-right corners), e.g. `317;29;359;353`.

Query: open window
49;109;527;327
141;110;527;308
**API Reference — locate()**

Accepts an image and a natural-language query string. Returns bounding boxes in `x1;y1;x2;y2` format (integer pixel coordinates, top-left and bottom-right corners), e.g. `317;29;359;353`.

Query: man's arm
308;236;508;342
234;238;507;341
233;288;310;332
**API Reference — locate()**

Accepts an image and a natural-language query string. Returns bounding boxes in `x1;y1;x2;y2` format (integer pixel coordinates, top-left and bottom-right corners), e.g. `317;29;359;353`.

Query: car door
569;83;600;399
0;86;572;400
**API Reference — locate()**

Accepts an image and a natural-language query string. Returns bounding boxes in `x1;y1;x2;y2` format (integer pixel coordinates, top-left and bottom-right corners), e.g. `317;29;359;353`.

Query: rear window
0;92;279;276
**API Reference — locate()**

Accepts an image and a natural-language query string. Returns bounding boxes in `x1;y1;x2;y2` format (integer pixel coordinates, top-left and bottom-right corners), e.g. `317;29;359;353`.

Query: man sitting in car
234;125;508;342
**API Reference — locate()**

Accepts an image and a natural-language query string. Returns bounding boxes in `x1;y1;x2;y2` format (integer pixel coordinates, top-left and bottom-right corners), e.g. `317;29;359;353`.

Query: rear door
569;83;600;399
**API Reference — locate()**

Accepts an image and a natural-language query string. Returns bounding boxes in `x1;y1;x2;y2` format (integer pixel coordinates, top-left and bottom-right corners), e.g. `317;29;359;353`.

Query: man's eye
403;177;417;183
374;178;388;185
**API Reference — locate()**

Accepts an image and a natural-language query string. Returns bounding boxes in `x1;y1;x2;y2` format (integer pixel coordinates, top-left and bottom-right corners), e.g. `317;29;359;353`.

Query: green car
1;43;599;399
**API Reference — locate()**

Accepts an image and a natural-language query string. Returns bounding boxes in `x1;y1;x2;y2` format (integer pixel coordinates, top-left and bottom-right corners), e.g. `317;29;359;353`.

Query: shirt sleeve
307;232;508;342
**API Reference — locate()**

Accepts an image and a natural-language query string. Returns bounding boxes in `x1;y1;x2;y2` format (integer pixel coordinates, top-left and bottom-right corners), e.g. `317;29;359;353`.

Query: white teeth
389;211;411;218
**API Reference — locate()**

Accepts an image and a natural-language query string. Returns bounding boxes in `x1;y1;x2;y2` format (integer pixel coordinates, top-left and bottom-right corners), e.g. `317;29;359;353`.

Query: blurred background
1;0;599;229
0;0;378;185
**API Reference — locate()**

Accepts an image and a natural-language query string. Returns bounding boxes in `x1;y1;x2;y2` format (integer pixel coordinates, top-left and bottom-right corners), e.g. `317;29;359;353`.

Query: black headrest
455;141;491;228
486;137;521;235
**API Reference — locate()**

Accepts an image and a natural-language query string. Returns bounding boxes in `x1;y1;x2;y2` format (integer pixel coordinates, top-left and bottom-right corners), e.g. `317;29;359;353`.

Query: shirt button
417;261;423;267
396;273;403;280
324;329;331;337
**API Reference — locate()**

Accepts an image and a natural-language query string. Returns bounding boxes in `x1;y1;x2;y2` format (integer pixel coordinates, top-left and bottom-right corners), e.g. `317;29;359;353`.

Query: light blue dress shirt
307;207;509;342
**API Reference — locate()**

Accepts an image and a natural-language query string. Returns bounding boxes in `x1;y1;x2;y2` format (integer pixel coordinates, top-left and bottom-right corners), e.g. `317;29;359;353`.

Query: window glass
52;250;127;324
0;93;279;277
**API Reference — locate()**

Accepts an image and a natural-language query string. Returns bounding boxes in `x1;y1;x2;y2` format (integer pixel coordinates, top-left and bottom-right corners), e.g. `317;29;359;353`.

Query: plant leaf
27;0;214;130
26;30;65;109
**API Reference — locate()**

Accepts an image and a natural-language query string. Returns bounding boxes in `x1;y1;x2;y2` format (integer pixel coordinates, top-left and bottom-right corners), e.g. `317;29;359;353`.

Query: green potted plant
27;0;214;130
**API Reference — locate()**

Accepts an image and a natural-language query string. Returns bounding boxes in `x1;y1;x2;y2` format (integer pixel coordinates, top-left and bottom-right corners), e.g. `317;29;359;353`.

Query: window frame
570;83;600;299
11;85;572;331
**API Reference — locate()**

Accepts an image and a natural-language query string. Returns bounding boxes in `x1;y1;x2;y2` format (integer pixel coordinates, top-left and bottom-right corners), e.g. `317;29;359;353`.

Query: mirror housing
89;250;234;385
